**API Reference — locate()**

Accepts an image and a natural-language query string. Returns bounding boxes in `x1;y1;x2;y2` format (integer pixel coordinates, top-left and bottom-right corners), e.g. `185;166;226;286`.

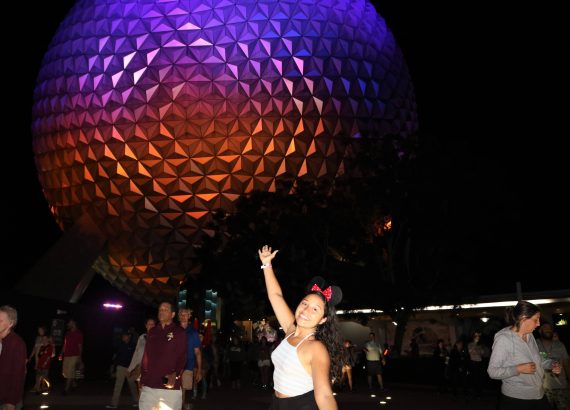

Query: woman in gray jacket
488;301;561;409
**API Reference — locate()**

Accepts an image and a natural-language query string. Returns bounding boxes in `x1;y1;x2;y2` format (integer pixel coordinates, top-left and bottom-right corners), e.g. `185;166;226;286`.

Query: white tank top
271;332;315;396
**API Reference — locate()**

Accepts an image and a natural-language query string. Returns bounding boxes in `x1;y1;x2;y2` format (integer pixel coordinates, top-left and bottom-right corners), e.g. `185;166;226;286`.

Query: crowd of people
1;261;569;410
426;300;569;409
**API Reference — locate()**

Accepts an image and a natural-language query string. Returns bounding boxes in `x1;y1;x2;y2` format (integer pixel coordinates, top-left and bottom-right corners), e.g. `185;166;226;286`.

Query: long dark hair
306;277;343;383
505;300;540;332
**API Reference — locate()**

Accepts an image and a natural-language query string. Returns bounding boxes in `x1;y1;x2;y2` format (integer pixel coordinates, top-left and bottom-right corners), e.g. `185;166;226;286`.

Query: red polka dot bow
311;284;332;302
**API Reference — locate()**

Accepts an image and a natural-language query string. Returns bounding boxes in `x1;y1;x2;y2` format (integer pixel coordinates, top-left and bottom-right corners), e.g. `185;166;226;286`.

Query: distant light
392;321;398;326
337;308;383;315
333;392;337;396
386;396;392;400
556;319;568;326
337;298;570;316
380;401;387;404
103;303;123;309
422;298;570;311
370;394;376;398
41;392;49;396
40;406;49;409
481;317;490;323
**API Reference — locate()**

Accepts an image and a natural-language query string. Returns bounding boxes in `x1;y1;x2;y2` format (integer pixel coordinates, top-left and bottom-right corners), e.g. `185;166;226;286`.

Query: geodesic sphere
32;0;417;304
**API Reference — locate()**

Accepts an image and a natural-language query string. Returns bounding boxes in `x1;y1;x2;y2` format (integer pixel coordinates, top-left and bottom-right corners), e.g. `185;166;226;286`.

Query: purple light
103;303;123;309
32;0;417;304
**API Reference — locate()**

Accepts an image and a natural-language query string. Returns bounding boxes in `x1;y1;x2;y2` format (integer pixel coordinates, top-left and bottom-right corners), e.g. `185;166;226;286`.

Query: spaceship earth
32;0;417;304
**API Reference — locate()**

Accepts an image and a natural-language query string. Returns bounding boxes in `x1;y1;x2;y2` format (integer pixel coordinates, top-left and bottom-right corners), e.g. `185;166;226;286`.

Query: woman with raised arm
258;245;343;410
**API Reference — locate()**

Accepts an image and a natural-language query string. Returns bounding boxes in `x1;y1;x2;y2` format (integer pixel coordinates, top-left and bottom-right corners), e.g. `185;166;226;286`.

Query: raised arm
258;245;295;333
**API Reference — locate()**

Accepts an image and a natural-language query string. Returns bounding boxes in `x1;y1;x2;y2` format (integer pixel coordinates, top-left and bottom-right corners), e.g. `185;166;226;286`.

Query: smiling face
295;293;327;329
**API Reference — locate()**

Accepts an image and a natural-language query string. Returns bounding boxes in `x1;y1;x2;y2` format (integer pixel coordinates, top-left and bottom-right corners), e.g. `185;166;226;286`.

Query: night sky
3;1;565;301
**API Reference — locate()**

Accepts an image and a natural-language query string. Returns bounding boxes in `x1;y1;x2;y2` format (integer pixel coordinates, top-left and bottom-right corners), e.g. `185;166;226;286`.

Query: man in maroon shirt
139;301;187;410
0;305;27;410
60;319;83;394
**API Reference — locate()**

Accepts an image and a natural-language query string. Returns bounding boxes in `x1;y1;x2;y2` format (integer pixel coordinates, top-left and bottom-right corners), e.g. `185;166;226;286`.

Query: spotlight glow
103;303;123;309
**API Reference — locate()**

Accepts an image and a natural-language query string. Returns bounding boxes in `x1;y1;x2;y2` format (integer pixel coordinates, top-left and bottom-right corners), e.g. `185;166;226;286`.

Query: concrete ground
23;379;501;409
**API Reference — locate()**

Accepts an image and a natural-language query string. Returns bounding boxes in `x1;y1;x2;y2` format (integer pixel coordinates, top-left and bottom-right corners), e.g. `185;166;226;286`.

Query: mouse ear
306;276;342;307
328;286;343;307
306;276;326;292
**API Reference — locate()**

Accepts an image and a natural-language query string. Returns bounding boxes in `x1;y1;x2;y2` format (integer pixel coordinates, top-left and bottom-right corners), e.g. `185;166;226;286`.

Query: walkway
23;379;500;409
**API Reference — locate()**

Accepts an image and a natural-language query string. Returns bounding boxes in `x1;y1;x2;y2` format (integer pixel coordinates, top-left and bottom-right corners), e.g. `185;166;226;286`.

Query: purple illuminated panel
32;0;417;304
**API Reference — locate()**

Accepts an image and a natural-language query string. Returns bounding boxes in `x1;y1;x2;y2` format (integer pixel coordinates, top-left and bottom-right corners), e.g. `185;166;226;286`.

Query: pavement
23;379;501;410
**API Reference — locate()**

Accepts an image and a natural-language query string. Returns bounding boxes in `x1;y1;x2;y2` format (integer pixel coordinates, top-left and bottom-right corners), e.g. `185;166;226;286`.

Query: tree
196;132;481;352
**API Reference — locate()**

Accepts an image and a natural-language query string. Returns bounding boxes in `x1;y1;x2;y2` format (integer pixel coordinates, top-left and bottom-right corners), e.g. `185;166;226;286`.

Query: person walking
32;334;54;394
60;319;83;395
139;301;187;410
340;339;356;392
127;318;156;395
106;331;138;408
363;332;385;390
178;308;201;410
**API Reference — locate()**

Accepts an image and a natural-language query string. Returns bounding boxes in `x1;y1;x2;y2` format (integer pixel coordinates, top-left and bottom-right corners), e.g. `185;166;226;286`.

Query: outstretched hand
258;245;278;265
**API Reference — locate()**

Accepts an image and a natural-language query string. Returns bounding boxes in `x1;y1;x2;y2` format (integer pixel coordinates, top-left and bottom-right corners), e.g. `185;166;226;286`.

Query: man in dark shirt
106;331;138;408
0;305;27;410
139;301;187;410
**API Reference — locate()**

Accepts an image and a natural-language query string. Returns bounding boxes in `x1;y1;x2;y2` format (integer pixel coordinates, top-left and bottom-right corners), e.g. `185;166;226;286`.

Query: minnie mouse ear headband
307;276;342;307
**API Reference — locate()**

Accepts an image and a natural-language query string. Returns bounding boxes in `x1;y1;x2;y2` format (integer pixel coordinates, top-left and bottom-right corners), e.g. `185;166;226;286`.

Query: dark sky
3;1;565;298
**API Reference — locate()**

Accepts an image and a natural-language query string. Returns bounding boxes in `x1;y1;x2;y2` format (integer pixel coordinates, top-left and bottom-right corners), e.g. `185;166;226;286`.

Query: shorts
269;390;317;410
181;370;194;389
62;356;79;379
366;360;383;375
139;386;182;410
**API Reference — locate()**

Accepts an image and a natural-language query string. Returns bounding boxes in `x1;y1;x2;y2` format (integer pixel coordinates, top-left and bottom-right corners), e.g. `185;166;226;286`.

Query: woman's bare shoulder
303;338;327;355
